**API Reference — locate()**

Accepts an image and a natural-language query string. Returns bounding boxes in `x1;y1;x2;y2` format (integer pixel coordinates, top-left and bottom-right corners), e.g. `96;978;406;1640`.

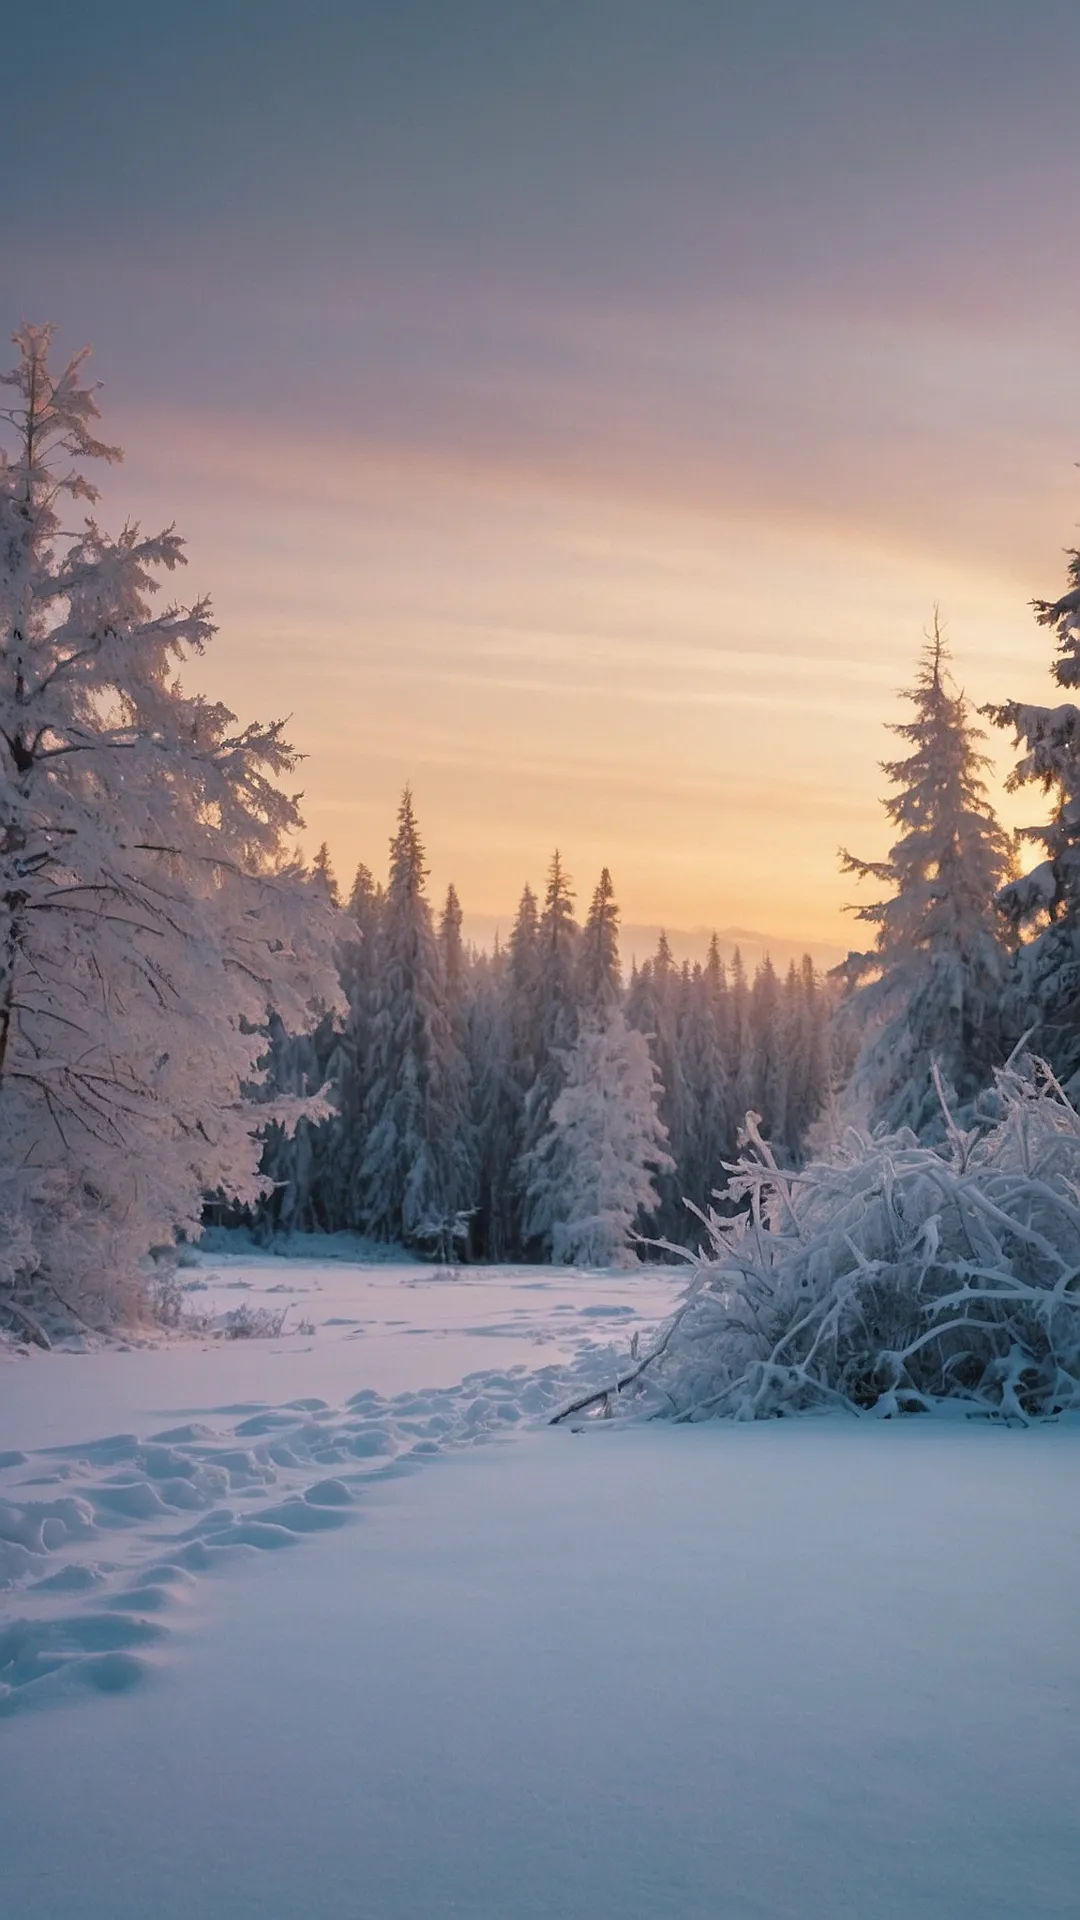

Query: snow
3;1253;1079;1918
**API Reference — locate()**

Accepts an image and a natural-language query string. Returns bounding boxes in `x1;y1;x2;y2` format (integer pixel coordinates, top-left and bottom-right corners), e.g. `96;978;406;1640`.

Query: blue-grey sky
9;1;1080;940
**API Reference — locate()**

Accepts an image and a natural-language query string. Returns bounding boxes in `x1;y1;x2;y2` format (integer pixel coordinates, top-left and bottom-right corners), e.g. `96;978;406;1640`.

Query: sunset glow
9;0;1080;946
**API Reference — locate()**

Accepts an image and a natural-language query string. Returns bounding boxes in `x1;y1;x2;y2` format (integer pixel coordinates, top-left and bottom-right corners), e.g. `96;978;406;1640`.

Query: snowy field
2;1252;1079;1919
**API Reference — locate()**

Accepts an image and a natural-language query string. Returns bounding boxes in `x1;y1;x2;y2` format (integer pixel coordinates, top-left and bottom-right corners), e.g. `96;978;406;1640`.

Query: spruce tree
311;841;340;906
841;621;1013;1134
987;536;1080;1088
324;862;383;1229
465;944;518;1258
356;790;471;1249
527;1013;672;1268
525;884;671;1271
748;955;788;1151
517;852;580;1249
676;940;736;1232
783;955;830;1157
625;931;688;1240
439;882;466;1016
578;867;621;1014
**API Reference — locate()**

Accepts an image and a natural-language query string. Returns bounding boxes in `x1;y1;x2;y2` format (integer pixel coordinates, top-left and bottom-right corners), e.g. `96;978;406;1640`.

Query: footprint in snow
0;1350;618;1719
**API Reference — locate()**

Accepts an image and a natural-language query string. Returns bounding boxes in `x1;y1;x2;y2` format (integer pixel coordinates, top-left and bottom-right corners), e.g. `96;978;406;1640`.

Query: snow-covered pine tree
0;324;337;1336
840;619;1013;1135
727;945;752;1126
479;881;540;1254
625;930;689;1240
782;954;830;1156
676;940;737;1234
985;534;1080;1091
516;851;580;1250
439;882;466;1017
748;953;789;1152
356;790;472;1252
256;846;343;1236
438;879;475;1241
317;861;384;1230
255;1006;340;1236
464;941;518;1258
311;840;340;905
525;873;670;1265
506;881;541;1098
578;866;621;1015
525;1008;673;1268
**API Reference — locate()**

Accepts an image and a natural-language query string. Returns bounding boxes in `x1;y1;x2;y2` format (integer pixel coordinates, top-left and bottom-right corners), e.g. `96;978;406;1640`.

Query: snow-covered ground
3;1252;1079;1918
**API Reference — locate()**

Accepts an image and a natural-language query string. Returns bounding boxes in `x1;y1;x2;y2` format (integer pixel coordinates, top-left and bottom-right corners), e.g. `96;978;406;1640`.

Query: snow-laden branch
554;1059;1080;1425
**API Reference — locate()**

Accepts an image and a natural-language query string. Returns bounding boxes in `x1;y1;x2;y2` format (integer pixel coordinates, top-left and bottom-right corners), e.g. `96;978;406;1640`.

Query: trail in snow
0;1254;676;1717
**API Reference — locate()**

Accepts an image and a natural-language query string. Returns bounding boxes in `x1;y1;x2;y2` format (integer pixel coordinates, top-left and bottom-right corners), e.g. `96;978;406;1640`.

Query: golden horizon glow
11;6;1080;950
102;335;1068;951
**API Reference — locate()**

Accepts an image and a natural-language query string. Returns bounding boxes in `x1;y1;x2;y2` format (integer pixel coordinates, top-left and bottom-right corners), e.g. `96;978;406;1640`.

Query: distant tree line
251;535;1080;1267
247;799;831;1263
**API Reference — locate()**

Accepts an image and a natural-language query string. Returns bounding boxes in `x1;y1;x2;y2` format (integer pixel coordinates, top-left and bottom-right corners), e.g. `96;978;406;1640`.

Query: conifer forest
6;11;1080;1917
3;323;1080;1418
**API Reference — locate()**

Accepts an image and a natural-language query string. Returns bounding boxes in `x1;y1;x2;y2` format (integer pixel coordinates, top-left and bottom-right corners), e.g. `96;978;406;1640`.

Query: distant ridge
461;914;845;974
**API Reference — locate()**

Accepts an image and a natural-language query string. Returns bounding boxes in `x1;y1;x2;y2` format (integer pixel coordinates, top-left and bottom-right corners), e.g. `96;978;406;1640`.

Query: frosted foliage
357;790;472;1247
0;326;338;1334
637;1063;1080;1421
841;625;1011;1135
987;548;1080;1088
526;1011;672;1267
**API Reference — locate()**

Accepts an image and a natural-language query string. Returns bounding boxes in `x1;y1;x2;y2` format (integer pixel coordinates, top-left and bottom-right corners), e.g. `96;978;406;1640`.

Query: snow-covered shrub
219;1303;289;1340
615;1062;1080;1421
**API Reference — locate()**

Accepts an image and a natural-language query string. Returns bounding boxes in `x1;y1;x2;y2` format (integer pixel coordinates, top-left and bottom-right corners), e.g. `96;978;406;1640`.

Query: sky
8;0;1080;951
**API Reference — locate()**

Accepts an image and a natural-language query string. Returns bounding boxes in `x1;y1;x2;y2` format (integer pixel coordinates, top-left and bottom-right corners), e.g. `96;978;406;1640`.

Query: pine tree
841;620;1013;1134
524;1010;672;1268
356;790;471;1250
311;841;340;906
986;536;1080;1089
0;324;337;1332
465;944;518;1258
784;954;830;1156
676;940;736;1232
625;931;688;1240
256;1003;340;1235
320;862;384;1229
727;946;752;1126
438;879;475;1240
506;881;541;1098
516;852;580;1248
439;882;466;1016
748;954;788;1151
256;840;344;1235
578;867;621;1014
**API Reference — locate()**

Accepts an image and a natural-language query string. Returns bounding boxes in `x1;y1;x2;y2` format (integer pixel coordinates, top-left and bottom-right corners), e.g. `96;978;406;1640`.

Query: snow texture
0;1255;677;1718
2;1253;1078;1919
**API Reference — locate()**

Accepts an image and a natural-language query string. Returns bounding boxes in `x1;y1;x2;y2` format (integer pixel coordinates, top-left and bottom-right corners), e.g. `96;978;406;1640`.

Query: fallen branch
0;1296;52;1350
549;1299;692;1425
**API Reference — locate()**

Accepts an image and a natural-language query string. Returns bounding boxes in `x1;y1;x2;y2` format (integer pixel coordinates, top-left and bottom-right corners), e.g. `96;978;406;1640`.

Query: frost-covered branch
567;1059;1080;1423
